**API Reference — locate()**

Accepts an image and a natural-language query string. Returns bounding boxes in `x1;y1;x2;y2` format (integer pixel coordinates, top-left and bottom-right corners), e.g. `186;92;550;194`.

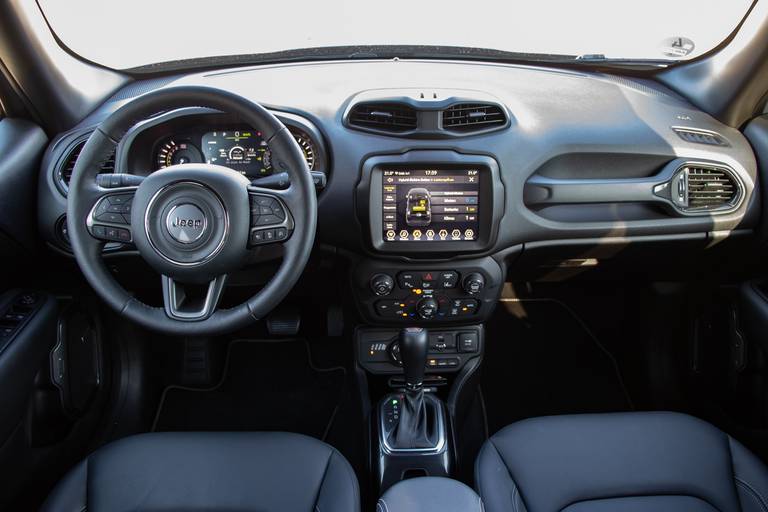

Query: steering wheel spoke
247;189;295;247
87;188;137;243
161;274;227;321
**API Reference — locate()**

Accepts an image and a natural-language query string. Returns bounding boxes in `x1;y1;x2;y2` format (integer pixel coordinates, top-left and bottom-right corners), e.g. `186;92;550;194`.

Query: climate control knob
462;273;485;295
417;297;439;319
370;274;395;296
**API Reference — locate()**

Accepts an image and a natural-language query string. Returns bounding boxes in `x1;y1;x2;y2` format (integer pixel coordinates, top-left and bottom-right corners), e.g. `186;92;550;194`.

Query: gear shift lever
388;327;437;449
400;327;428;390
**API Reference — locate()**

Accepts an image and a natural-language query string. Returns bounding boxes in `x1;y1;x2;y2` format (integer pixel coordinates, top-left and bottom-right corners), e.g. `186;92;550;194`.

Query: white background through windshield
39;0;753;69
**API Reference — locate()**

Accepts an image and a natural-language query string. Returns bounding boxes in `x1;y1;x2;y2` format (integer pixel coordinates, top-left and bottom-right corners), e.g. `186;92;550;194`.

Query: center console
353;151;501;495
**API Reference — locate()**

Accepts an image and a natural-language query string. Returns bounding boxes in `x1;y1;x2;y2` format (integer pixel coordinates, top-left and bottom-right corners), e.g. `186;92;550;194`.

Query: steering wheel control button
165;203;208;244
249;194;288;228
95;211;127;224
92;225;131;242
249;226;290;246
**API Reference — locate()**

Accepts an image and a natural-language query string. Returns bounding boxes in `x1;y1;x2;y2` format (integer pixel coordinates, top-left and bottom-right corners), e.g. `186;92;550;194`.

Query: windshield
38;0;754;70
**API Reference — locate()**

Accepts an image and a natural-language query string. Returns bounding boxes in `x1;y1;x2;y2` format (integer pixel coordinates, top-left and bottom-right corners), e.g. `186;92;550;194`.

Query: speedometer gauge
156;140;203;169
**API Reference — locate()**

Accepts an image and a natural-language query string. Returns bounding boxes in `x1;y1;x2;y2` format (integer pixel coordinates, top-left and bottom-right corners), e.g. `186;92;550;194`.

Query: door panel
0;117;47;279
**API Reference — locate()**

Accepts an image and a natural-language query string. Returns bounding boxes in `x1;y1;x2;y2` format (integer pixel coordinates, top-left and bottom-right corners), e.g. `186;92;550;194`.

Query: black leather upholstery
42;431;359;512
476;412;768;512
378;477;484;512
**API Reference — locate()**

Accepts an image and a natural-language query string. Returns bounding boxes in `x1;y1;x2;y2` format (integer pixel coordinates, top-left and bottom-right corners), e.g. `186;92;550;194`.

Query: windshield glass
38;0;754;70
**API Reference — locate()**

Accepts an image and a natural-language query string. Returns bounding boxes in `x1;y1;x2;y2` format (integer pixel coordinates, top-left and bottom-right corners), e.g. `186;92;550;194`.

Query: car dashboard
36;58;761;327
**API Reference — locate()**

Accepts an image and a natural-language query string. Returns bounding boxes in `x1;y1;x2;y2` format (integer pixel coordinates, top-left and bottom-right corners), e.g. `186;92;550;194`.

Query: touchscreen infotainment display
381;168;480;242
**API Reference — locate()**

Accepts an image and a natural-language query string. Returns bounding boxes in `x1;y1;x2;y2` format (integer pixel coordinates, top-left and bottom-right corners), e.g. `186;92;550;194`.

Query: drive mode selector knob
463;272;485;295
370;274;395;296
417;297;439;319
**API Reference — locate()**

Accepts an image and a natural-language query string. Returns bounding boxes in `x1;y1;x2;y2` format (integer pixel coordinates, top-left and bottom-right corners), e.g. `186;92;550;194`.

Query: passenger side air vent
442;103;507;132
57;139;116;194
663;164;742;214
347;103;417;133
687;166;739;209
673;128;728;147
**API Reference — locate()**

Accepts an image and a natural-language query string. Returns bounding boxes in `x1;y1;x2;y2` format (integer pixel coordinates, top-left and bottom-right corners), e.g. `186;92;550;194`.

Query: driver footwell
151;339;345;439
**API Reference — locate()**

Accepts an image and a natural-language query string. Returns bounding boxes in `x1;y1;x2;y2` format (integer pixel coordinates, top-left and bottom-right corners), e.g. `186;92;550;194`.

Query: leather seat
42;431;359;512
476;412;768;512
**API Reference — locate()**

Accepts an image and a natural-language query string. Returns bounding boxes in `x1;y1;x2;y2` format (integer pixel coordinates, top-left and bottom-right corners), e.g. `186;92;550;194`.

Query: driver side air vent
442;103;507;132
57;139;116;194
347;103;417;133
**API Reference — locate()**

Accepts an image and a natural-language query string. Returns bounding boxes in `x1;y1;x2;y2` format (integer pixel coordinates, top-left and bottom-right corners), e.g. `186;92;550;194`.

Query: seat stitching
488;438;525;512
736;478;768;512
511;484;519;512
311;449;334;512
378;498;389;512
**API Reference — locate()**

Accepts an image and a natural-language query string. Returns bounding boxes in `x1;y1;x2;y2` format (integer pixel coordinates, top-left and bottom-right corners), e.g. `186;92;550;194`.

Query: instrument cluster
153;125;318;179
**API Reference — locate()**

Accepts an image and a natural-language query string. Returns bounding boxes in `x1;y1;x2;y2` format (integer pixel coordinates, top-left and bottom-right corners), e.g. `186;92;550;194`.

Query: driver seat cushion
42;431;359;512
476;412;768;512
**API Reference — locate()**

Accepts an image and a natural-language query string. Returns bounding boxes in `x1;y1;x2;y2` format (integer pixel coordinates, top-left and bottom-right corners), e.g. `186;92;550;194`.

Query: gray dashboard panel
38;59;760;259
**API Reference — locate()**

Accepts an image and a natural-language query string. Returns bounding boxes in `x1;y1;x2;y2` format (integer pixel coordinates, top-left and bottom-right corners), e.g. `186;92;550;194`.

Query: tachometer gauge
290;129;316;171
156;140;203;169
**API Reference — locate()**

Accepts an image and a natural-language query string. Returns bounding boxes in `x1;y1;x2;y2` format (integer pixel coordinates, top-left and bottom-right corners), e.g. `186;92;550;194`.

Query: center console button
439;271;459;289
457;332;479;352
398;272;417;290
420;271;437;289
428;332;456;352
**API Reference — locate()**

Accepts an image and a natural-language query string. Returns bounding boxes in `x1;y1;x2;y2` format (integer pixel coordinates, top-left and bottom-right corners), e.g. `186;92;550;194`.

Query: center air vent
442;103;507;132
57;139;116;194
665;164;742;214
347;103;417;133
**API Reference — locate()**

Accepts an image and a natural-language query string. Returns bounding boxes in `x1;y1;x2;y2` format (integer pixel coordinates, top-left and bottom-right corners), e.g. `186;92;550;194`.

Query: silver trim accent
162;274;227;321
144;181;229;267
378;393;447;455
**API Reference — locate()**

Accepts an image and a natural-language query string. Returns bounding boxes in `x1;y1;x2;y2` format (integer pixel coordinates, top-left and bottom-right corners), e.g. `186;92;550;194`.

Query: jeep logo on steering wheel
165;203;207;244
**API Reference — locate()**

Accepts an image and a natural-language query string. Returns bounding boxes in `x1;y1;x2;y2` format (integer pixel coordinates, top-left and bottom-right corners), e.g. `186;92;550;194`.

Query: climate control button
417;297;439;319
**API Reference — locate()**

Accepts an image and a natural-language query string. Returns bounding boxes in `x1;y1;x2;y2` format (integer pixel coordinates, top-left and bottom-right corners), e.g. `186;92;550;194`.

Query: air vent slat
442;103;507;132
673;128;728;146
347;103;417;133
685;166;740;211
57;139;117;193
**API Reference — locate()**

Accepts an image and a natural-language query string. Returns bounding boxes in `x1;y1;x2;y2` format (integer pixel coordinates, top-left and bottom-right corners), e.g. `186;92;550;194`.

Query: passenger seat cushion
475;412;768;512
42;431;359;512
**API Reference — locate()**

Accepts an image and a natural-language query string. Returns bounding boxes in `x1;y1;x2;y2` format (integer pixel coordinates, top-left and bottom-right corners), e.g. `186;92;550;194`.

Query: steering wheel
67;86;317;336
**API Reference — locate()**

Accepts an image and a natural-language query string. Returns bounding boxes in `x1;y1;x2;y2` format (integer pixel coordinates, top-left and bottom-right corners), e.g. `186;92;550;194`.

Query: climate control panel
352;258;503;325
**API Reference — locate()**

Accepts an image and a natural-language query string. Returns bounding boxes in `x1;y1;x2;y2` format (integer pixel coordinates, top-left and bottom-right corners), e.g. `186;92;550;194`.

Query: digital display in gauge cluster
201;130;271;178
153;126;318;179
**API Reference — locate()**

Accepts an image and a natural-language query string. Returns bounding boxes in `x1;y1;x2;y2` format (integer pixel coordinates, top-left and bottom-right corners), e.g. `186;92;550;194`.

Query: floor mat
152;340;346;439
481;298;633;435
